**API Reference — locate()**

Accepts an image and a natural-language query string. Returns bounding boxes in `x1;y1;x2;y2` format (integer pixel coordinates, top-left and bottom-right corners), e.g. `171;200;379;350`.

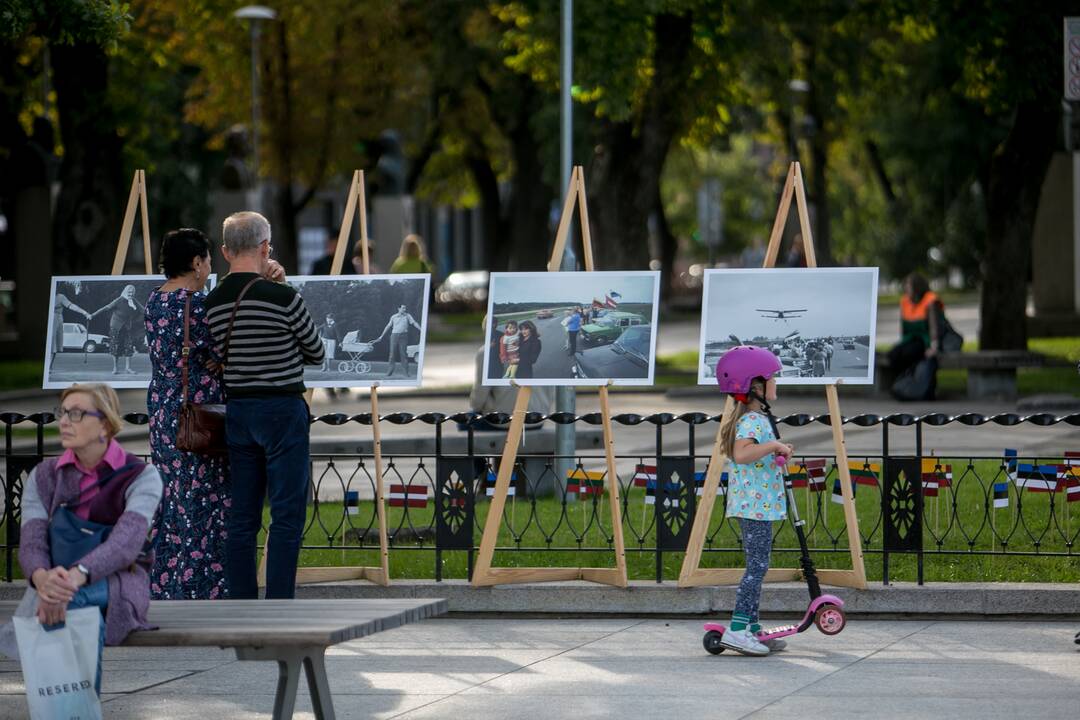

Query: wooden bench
1;597;446;720
876;350;1052;399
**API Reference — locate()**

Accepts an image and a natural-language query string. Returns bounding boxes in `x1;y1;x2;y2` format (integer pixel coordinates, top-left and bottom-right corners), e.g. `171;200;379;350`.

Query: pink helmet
715;345;783;394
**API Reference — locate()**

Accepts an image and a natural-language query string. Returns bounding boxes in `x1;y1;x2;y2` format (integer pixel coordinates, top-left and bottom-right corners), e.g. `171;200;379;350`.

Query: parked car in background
536;308;554;319
62;323;110;353
434;270;489;312
575;325;652;380
579;311;647;346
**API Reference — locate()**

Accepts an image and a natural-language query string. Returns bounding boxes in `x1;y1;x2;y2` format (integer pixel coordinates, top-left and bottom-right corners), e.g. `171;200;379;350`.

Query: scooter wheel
703;630;726;655
814;605;846;636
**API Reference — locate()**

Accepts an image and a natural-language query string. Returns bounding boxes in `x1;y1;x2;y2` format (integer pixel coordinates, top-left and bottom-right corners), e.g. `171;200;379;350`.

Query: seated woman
15;384;162;695
887;272;941;400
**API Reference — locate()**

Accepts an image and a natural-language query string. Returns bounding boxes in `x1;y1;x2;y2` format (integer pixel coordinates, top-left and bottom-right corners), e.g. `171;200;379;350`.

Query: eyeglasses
261;239;274;256
56;407;105;423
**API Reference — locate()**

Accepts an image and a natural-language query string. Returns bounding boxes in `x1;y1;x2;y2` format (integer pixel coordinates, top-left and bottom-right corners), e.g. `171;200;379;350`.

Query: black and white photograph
697;267;879;385
43;275;206;389
289;274;430;387
482;271;661;386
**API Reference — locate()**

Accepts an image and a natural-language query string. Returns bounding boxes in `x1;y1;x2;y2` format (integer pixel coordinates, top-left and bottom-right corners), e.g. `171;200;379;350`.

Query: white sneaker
759;635;787;652
719;628;770;656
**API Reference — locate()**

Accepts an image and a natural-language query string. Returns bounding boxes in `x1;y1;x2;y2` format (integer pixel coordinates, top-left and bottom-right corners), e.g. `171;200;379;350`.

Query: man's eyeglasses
56;407;105;423
261;239;274;256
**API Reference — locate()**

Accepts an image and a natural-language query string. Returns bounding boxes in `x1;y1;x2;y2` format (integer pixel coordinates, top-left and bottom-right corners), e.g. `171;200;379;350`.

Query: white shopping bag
13;607;103;720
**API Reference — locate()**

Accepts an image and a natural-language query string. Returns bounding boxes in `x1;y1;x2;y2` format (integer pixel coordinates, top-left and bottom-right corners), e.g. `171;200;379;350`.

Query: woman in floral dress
145;228;230;599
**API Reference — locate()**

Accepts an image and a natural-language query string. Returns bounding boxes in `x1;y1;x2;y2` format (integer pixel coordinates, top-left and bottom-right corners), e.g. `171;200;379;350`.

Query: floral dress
145;288;230;599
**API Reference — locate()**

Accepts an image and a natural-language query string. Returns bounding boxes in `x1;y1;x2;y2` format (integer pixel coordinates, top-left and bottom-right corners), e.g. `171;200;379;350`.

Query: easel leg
598;386;627;586
371;387;390;584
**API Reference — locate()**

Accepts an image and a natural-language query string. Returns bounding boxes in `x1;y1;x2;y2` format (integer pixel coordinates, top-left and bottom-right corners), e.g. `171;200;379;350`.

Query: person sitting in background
390;234;434;275
887;272;941;400
8;384;162;696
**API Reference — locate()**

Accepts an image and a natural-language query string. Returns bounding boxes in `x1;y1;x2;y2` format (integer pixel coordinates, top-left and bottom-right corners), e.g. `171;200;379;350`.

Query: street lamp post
234;5;277;213
556;0;577;490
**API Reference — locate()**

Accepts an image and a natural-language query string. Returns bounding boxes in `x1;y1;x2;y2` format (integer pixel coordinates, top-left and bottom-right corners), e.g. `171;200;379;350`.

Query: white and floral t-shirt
725;411;787;522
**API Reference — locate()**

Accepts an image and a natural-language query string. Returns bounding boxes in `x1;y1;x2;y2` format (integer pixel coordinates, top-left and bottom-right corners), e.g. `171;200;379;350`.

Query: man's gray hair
223;211;271;253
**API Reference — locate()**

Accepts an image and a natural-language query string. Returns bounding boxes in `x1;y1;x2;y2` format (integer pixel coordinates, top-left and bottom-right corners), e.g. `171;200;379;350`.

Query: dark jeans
734;518;773;621
226;396;310;599
567;330;579;355
888;337;937;400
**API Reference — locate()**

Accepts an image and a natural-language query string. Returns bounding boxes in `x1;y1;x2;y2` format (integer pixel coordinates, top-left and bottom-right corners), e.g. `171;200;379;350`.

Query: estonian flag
693;470;726;496
831;477;856;504
1013;463;1059;493
644;478;681;506
993;482;1010;509
486;470;516;497
345;490;360;515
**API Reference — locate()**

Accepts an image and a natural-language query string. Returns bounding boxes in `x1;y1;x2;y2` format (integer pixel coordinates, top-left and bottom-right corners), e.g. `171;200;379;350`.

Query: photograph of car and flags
482;271;661;386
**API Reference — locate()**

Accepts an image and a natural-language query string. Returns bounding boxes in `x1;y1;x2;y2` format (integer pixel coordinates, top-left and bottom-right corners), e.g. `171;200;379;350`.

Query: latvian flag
389;484;428;508
606;290;621;308
645;479;681;506
993;482;1010;508
1057;456;1080;503
1011;463;1059;493
921;459;953;497
632;464;657;487
693;470;727;496
567;470;605;496
831;477;856;504
788;459;827;490
485;470;516;497
592;298;605;311
848;461;880;487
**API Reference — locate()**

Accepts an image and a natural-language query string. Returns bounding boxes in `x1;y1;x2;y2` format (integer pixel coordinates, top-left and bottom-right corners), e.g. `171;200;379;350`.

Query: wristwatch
76;563;90;583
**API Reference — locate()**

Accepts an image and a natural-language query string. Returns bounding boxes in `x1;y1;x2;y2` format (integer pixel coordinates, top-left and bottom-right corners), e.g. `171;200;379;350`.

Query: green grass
0;361;41;392
4;457;1077;584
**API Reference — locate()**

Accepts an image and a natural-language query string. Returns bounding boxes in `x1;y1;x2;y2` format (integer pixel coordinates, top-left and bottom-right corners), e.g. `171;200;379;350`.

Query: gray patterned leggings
734;518;774;620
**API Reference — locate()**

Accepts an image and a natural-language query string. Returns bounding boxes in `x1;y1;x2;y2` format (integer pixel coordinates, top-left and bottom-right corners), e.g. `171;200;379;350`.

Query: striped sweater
205;273;324;397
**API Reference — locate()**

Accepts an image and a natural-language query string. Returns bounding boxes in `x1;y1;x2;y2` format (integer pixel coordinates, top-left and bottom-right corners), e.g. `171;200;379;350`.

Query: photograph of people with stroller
697;267;879;385
482;271;660;386
43;276;201;389
289;274;430;387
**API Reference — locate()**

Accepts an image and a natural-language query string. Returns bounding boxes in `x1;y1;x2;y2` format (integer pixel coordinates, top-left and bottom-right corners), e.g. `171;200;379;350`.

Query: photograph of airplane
756;308;807;320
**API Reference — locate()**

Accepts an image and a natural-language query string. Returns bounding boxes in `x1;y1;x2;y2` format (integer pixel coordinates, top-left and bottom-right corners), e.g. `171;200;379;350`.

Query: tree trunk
978;100;1059;350
50;41;125;274
586;13;694;271
655;186;677;304
506;121;554;271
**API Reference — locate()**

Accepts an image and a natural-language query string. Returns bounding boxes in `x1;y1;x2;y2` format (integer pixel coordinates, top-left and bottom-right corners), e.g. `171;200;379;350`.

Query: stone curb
3;580;1077;616
287;580;1080;617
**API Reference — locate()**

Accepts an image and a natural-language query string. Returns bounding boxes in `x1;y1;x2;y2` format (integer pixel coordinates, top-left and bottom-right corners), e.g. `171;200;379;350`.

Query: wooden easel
470;166;628;588
677;161;867;590
259;170;391;586
111;170;152;274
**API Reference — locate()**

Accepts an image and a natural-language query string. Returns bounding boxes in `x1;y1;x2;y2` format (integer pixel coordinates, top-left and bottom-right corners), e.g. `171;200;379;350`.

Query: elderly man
206;211;324;599
373;303;422;377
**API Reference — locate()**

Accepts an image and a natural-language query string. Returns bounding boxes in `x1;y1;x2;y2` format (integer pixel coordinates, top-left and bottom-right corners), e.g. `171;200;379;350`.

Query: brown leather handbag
176;278;259;456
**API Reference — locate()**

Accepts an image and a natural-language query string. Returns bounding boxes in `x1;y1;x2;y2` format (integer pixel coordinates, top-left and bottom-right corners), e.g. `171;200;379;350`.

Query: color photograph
697;267;880;385
43;275;204;389
290;274;430;387
482;271;660;386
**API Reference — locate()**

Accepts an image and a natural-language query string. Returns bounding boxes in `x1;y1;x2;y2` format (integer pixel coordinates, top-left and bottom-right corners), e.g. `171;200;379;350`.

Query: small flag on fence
345;490;360;515
645;479;681;506
831;477;856;504
921;459;953;497
485;471;516;497
848;461;880;487
633;464;657;487
692;470;727;496
993;482;1010;508
1012;463;1059;493
566;470;605;496
1057;463;1080;503
788;459;827;489
1003;448;1018;474
389;484;428;508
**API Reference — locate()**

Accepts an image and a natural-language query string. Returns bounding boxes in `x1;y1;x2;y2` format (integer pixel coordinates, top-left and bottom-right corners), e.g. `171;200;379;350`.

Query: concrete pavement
2;616;1078;719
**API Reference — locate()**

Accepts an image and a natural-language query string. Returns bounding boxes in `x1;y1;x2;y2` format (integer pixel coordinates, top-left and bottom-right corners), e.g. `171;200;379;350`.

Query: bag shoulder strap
182;278;260;402
221;277;262;369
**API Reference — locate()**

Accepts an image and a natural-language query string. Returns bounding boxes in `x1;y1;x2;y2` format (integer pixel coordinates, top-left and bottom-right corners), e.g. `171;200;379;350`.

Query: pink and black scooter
703;414;847;655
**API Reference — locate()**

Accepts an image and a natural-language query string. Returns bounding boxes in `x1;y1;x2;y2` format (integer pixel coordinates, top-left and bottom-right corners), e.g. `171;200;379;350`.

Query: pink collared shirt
56;439;127;520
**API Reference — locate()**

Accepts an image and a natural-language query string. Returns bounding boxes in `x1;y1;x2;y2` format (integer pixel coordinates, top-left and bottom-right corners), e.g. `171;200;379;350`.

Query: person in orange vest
887;272;941;400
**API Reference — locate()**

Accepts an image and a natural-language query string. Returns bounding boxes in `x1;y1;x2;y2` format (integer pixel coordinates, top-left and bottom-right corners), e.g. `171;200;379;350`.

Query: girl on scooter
716;345;793;656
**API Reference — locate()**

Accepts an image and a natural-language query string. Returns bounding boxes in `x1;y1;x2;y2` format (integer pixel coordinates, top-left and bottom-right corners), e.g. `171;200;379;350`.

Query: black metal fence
3;410;1080;585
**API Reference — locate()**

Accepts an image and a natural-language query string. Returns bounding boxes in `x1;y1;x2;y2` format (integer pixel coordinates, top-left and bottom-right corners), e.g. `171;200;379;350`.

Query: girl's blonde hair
60;383;123;438
719;377;766;459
